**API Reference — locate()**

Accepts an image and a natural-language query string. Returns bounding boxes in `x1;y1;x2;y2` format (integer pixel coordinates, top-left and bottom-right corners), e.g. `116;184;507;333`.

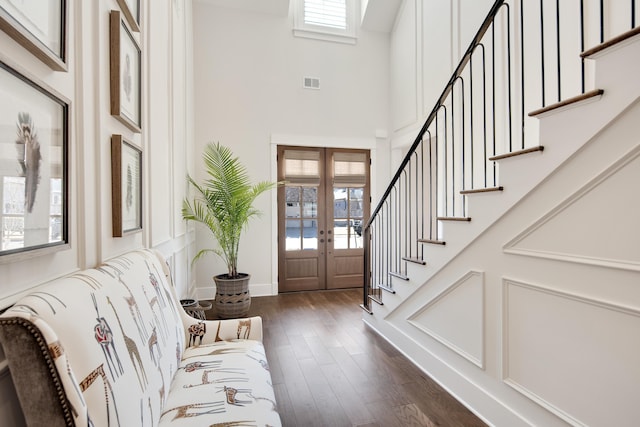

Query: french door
277;146;370;292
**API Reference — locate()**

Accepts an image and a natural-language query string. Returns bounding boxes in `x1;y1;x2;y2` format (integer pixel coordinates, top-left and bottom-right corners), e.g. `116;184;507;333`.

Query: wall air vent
303;77;320;89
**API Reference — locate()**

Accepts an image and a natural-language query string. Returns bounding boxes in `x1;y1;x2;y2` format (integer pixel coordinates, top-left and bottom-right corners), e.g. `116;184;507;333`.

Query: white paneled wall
390;0;417;133
390;0;494;149
0;1;195;422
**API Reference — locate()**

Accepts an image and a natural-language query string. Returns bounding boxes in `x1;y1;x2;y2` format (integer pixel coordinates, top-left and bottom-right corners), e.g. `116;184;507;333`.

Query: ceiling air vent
303;77;320;90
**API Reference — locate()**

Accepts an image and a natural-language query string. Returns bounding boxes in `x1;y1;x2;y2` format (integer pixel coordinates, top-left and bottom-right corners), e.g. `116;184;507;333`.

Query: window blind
333;151;366;186
284;150;321;186
304;0;347;29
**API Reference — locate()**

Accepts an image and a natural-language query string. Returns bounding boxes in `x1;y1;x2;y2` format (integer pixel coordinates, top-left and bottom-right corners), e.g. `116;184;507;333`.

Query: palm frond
182;142;279;277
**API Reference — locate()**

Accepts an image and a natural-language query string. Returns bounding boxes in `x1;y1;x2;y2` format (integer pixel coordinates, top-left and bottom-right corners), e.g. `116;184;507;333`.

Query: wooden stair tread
529;89;604;117
489;146;544;161
418;239;446;245
460;186;503;195
581;26;640;58
378;284;396;294
389;271;410;281
368;295;383;305
402;256;427;265
437;216;471;222
359;303;374;314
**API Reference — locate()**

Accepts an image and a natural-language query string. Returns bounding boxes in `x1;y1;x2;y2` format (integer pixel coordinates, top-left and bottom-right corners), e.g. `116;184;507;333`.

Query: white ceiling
361;0;402;33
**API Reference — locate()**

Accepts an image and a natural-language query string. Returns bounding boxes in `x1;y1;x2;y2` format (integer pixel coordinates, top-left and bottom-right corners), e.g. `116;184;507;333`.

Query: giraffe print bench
0;249;281;426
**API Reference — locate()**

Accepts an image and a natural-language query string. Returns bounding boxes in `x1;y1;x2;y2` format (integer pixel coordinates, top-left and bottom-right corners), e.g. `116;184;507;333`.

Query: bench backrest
0;249;184;426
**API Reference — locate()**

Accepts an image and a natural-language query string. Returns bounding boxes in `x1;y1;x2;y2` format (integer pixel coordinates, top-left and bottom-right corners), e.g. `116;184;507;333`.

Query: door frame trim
270;134;378;294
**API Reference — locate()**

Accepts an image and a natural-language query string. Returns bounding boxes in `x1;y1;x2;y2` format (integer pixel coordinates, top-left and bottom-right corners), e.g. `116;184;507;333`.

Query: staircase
362;1;640;426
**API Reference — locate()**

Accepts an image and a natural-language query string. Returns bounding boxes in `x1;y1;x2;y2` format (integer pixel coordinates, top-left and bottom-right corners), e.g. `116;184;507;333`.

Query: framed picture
116;0;140;33
111;135;142;237
0;0;67;71
0;60;69;262
109;10;141;133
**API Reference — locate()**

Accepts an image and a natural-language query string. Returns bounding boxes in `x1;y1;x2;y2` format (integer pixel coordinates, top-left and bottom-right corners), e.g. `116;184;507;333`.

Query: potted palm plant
182;142;277;318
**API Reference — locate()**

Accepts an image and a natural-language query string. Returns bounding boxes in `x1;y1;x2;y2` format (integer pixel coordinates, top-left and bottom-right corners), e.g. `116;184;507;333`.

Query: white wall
191;1;390;297
390;0;494;150
0;1;194;423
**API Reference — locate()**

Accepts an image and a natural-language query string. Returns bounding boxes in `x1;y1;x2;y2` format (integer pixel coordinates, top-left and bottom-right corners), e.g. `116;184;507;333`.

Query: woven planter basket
213;273;251;319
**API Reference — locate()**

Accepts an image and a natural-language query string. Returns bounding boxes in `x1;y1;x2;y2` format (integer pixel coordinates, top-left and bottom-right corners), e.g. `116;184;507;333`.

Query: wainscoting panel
172;245;191;297
408;271;484;368
503;279;640;427
504;145;640;271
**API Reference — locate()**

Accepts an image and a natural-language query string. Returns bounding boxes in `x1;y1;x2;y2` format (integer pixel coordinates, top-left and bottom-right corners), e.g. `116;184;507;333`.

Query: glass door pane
285;186;319;251
302;187;318;250
333;186;364;249
333;187;349;249
285;187;301;250
349;187;364;248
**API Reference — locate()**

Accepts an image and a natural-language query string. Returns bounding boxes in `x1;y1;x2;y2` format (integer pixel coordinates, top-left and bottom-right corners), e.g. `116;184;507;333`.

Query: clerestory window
293;0;357;44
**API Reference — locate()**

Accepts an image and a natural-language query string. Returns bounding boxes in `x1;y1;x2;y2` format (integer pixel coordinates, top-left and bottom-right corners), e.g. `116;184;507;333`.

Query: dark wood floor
205;289;487;427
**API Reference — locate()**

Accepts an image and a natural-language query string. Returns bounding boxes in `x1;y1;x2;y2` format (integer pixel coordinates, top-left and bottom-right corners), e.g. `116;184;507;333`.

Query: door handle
328;238;332;243
320;239;325;243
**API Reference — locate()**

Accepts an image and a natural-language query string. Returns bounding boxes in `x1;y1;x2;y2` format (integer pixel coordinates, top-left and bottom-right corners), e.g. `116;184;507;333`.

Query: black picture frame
0;60;69;262
0;0;68;71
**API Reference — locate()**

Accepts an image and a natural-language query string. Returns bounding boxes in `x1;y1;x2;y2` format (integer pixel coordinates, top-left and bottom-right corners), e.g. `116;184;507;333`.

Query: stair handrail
364;0;505;232
360;0;507;313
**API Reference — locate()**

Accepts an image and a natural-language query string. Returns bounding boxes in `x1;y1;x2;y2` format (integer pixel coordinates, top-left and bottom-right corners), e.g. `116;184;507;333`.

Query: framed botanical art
0;0;68;71
109;10;141;133
111;135;142;237
116;0;140;33
0;60;69;262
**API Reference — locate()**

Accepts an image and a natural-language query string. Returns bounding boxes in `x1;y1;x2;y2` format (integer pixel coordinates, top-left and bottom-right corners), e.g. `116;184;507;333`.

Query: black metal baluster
395;186;400;276
580;0;585;94
384;202;389;288
432;113;440;240
454;76;466;215
364;225;369;309
521;0;526;147
469;55;475;191
430;125;435;240
420;141;425;259
407;161;412;260
477;43;487;188
540;0;546;107
403;169;408;270
556;0;561;103
600;0;604;43
503;4;513;151
492;19;497;186
451;83;456;216
438;105;448;216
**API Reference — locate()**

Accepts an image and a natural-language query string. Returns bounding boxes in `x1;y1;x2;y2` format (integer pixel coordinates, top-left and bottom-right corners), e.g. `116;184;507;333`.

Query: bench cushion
160;340;280;426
